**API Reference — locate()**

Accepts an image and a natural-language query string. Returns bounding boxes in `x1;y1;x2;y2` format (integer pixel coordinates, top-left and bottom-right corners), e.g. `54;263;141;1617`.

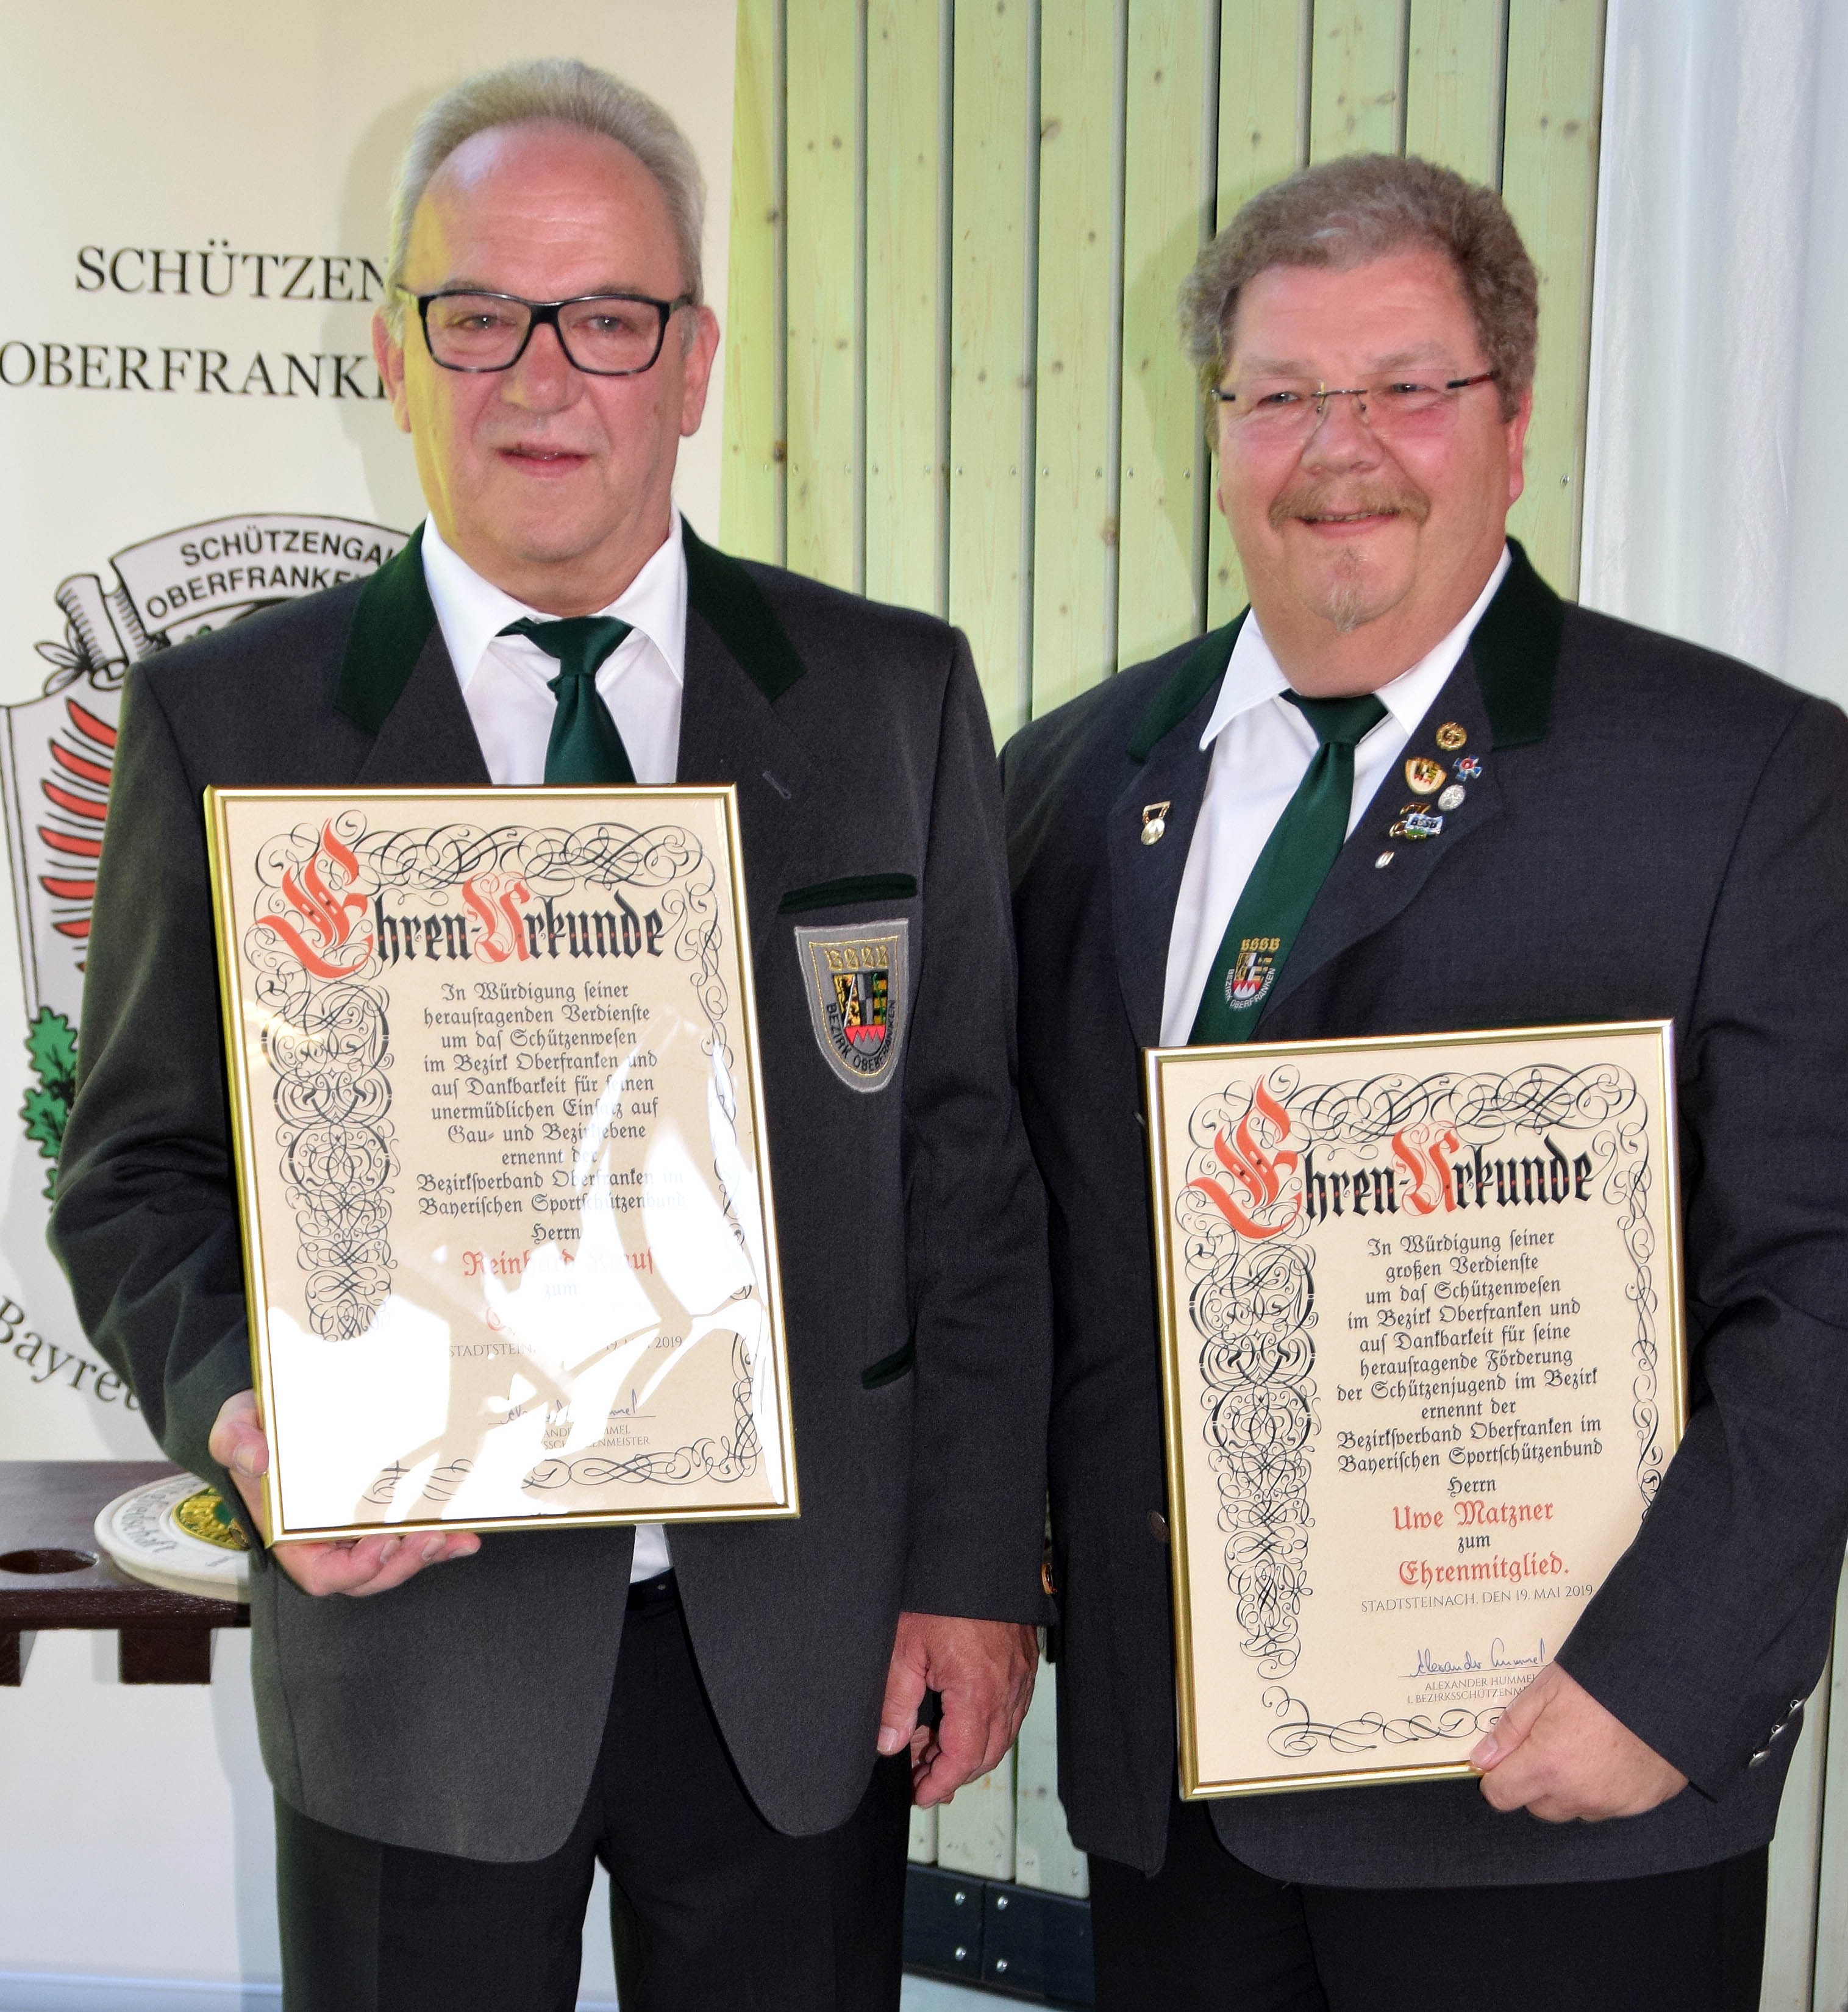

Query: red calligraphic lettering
1188;1079;1301;1240
1390;1121;1462;1216
252;821;371;977
462;872;532;962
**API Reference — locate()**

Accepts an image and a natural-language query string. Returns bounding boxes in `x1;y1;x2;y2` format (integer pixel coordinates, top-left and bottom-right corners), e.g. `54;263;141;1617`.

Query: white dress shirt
1160;547;1510;1044
422;509;687;791
421;513;686;1582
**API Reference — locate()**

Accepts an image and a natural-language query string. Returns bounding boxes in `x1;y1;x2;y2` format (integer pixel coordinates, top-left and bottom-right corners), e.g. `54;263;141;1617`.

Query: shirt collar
421;507;688;691
1200;544;1512;749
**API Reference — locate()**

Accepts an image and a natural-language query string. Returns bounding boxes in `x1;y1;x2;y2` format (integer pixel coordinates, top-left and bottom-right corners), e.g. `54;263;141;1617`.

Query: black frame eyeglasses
401;287;695;376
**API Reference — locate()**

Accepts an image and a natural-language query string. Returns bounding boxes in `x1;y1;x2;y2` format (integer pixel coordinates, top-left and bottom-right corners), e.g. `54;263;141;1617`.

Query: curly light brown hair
1180;154;1538;421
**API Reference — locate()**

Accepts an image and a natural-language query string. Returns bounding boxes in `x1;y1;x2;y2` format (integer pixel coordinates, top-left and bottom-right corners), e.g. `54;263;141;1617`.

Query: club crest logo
1388;806;1444;841
4;512;407;1188
794;919;910;1092
1225;934;1280;1013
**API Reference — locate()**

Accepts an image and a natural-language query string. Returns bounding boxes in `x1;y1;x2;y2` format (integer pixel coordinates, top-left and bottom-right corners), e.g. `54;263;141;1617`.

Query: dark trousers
1090;1796;1768;2012
276;1572;912;2012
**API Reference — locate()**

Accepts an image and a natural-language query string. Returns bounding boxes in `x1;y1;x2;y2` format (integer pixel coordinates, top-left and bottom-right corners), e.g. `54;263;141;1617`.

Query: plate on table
93;1473;251;1602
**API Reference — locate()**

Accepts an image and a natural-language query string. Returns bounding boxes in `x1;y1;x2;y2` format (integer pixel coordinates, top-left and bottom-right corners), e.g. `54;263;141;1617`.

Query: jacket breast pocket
861;1335;916;1389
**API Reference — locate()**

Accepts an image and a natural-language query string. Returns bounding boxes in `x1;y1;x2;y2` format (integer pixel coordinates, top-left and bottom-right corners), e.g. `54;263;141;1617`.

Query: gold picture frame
206;785;797;1541
1144;1021;1686;1797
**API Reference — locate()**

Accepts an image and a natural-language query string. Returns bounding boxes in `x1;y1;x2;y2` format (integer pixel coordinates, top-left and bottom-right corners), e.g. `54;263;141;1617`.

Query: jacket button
1749;1747;1772;1767
1147;1510;1169;1544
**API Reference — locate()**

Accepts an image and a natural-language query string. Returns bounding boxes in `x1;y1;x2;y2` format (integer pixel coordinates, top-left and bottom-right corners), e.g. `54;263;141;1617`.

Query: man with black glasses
52;57;1050;2012
1006;153;1848;2011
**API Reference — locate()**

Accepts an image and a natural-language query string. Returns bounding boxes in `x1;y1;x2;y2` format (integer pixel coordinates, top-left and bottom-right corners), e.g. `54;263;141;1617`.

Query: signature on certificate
1403;1638;1549;1679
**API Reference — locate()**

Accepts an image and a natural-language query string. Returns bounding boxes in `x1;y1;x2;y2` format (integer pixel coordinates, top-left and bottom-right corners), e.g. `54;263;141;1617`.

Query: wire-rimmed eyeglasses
1211;369;1499;438
401;287;694;376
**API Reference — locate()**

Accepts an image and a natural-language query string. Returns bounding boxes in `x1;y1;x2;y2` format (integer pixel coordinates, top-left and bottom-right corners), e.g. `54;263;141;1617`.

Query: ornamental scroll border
1173;1060;1660;1759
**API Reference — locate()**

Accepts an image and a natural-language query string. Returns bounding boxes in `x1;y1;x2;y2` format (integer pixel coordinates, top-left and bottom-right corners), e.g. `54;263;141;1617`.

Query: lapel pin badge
1438;784;1466;812
1389;807;1444;841
1140;802;1170;846
1435;722;1468;751
1455;755;1483;780
1404;756;1447;796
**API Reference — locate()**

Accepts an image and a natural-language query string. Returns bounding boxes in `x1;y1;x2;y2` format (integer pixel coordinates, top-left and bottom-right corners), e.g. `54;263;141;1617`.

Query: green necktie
501;615;637;785
1188;689;1387;1045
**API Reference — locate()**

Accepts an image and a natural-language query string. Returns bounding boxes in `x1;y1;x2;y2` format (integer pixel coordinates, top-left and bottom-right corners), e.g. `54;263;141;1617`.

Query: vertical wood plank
907;1803;940;1864
1308;0;1410;161
785;0;861;589
1116;0;1213;671
1500;0;1603;596
1805;1562;1848;2012
948;0;1035;741
866;0;944;613
937;1746;1018;1880
1404;0;1506;184
719;0;783;562
1207;0;1307;629
1763;1656;1830;2012
1013;1662;1090;1896
1031;0;1120;712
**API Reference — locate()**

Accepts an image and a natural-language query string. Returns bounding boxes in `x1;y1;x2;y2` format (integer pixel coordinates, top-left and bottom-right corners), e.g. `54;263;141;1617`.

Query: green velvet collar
334;518;807;735
333;524;434;735
1127;537;1563;762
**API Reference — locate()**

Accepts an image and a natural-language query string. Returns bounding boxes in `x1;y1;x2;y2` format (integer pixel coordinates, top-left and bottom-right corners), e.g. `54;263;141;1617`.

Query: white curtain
1580;0;1848;708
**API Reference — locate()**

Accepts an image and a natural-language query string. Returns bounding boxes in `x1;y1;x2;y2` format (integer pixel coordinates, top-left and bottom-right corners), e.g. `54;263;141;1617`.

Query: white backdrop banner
0;2;737;1465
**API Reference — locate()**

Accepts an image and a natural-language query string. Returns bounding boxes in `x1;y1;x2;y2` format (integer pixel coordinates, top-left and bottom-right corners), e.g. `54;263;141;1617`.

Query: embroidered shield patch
794;919;910;1093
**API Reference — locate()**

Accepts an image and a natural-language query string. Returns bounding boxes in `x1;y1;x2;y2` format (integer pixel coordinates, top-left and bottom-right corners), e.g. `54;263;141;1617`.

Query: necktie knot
501;614;633;687
498;615;638;787
1283;689;1388;749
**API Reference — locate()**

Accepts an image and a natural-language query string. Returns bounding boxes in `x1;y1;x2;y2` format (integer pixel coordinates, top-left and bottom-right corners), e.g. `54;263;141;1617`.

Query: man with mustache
51;57;1050;2012
1005;154;1848;2010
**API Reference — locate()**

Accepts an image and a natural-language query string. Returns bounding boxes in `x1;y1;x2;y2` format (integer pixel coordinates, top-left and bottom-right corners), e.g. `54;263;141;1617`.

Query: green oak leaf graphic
21;1007;77;1197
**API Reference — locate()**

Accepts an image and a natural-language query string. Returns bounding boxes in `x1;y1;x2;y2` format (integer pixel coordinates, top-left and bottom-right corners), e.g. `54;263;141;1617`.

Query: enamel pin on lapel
1141;802;1171;845
1438;784;1466;812
1455;755;1483;780
1435;721;1467;751
1404;756;1447;796
1388;805;1444;841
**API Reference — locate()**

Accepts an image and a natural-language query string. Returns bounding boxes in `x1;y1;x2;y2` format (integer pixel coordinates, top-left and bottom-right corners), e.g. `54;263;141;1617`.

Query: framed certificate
205;787;796;1541
1144;1022;1686;1797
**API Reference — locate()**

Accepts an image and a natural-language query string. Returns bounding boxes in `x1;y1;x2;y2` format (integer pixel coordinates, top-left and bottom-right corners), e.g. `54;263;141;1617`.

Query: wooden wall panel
947;0;1035;740
1500;0;1603;595
1810;1574;1848;2012
1030;0;1121;713
719;0;783;563
1116;0;1214;671
866;0;946;612
1207;1;1306;628
1014;1663;1089;1894
1308;0;1410;160
1405;0;1507;184
785;0;861;589
936;1747;1018;1881
724;0;1607;682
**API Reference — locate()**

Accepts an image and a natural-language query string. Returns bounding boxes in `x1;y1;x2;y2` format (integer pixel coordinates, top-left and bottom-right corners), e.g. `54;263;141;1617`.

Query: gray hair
384;57;706;334
1179;154;1538;422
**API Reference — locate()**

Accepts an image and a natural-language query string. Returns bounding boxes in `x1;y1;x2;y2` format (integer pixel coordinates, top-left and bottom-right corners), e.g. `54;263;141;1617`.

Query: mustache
1269;480;1431;531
